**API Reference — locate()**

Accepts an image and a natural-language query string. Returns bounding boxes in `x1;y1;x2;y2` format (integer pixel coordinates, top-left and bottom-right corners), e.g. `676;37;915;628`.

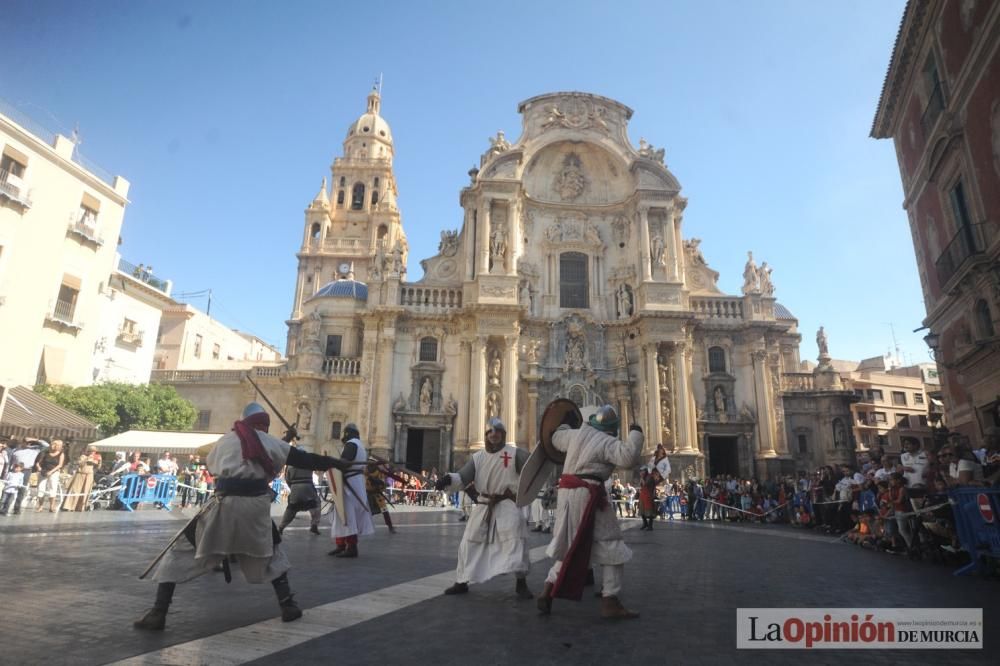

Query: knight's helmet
486;417;507;435
588;404;620;434
342;423;361;442
242;402;267;419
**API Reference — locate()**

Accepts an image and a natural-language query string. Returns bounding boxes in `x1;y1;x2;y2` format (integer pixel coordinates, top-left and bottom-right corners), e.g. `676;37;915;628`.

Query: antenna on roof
377;73;383;95
887;323;901;368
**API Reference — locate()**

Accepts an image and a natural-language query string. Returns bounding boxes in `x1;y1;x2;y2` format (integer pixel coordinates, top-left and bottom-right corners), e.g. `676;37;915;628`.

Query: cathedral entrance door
405;428;441;474
707;436;739;478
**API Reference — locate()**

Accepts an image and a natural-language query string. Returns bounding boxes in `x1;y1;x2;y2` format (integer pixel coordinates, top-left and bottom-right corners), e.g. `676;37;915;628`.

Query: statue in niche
520;281;533;313
392;240;405;275
393;393;408;413
419;377;433;415
660;395;672;431
488;349;502;386
616;283;633;318
486;391;500;420
554;153;587;200
650;232;666;268
742;251;760;295
302;311;322;352
438;230;459;257
489;224;507;272
816;326;829;357
564;329;586;371
714;386;727;421
297;403;312;431
584;222;602;245
444;395;458;416
521;339;541;363
759;261;774;296
658;355;671;390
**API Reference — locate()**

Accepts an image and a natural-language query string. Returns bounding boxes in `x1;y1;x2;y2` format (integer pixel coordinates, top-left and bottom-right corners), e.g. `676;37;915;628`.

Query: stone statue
487;130;510;156
419;377;433;415
392;241;405;275
759;261;774;296
742;251;759;295
565;331;586;371
304;311;322;341
438;230;459;257
684;238;707;266
554;153;586;200
714;386;726;413
520;281;532;311
660;396;671;429
658;355;670;390
616;284;633;318
486;391;500;420
297;403;311;431
637;137;666;163
489;224;507;272
445;394;458;416
816;326;829;357
393;392;407;412
488;350;501;386
650;232;667;268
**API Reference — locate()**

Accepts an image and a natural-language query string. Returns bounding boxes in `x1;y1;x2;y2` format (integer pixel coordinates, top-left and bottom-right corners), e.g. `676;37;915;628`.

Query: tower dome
345;87;393;146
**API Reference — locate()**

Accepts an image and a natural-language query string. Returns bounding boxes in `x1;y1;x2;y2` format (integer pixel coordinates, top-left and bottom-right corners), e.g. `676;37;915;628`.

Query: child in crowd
1;463;25;515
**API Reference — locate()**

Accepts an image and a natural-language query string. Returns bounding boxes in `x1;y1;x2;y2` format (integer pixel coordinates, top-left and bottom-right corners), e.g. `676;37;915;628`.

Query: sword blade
245;373;293;431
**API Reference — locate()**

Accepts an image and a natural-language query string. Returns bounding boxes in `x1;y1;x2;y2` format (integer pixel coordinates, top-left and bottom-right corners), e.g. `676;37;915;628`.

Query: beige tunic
150;430;290;584
545;425;643;566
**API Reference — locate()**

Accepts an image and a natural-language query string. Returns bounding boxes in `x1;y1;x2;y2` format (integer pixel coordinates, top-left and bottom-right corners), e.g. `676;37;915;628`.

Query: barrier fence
117;473;177;512
949;488;1000;576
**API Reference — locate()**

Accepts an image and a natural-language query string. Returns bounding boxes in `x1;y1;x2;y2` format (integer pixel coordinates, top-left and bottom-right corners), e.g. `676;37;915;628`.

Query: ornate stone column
684;343;699;452
638;206;652;282
478;200;491;277
501;334;518;438
454;339;472;451
372;325;396;454
643;343;661;453
751;349;777;457
672;342;694;452
468;336;487;450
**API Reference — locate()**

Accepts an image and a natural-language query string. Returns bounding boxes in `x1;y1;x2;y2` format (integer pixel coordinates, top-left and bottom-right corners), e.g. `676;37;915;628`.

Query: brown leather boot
536;582;554;615
133;607;167;630
600;595;639;619
335;543;358;558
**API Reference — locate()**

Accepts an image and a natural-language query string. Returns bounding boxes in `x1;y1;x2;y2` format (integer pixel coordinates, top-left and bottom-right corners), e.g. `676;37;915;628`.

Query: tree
35;383;198;436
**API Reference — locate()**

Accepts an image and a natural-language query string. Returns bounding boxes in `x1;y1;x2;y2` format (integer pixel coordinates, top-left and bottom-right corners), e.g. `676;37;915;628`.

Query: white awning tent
87;430;224;455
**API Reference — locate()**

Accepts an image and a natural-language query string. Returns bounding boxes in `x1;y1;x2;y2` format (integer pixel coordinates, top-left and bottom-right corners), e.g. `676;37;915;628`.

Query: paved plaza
0;505;996;665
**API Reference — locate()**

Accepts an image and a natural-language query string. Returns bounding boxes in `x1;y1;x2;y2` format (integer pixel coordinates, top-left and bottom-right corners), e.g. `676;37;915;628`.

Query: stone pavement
0;507;996;665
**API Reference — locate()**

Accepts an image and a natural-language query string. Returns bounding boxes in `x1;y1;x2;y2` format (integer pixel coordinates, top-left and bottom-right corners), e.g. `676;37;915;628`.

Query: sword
245;373;295;436
139;500;214;579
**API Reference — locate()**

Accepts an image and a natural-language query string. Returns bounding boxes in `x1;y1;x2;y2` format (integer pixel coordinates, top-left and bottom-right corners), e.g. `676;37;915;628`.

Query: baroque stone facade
158;90;855;479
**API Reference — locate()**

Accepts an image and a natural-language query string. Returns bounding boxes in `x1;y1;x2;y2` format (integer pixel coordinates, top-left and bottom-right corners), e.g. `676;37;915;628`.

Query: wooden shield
516;443;555;508
538;398;582;465
325;468;347;523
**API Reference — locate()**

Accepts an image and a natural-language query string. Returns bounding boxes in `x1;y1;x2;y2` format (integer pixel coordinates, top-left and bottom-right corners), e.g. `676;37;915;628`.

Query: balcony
781;373;815;391
44;299;83;332
0;169;32;208
322;357;361;375
118;257;170;294
117;326;144;347
66;215;104;247
690;297;744;320
400;285;463;312
934;222;988;287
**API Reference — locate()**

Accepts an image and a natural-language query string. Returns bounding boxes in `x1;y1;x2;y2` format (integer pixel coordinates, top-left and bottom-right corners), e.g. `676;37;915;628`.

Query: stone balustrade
400;285;463;312
690;297;744;320
323;357;361;375
781;373;815;391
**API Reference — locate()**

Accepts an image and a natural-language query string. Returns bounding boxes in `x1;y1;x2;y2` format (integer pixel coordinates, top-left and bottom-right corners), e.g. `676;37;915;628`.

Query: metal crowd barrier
949;487;1000;576
117;473;177;512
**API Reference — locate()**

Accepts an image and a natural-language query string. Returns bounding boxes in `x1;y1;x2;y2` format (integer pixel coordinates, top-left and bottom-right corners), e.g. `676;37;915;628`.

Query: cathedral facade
163;90;856;480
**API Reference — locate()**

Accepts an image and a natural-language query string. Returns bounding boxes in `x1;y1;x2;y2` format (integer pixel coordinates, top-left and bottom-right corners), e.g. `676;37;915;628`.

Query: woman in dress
63;445;102;511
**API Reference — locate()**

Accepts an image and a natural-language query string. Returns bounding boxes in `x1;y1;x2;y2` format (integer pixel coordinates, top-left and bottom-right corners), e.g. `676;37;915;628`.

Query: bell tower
288;85;408;322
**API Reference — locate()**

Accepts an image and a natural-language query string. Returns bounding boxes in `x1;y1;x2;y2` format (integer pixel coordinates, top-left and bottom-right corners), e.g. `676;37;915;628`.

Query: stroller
89;463;130;510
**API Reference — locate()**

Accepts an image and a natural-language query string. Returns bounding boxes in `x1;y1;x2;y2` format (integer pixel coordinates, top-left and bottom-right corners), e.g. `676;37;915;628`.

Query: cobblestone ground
0;507;996;665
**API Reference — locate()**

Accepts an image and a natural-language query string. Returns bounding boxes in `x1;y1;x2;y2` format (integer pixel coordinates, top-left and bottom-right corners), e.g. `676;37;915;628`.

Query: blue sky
1;0;924;366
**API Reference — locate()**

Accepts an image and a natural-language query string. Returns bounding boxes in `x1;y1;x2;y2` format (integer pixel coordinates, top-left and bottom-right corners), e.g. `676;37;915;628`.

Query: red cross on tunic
501;451;512;468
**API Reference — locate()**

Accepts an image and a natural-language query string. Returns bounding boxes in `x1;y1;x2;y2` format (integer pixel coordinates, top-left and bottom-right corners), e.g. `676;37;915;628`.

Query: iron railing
118;257;169;292
935;222;988;287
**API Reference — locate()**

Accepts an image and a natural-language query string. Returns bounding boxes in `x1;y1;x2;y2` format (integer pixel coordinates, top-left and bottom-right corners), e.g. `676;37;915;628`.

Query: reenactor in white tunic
435;418;532;599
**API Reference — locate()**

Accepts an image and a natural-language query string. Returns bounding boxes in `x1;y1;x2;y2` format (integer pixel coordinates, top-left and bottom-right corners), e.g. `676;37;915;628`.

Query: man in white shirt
900;440;928;491
157;452;178;476
10;438;48;514
873;458;896;483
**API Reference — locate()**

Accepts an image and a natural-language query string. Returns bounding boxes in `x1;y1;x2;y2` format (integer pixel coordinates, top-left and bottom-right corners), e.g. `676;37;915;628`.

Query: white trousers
36;474;62;499
545;560;624;597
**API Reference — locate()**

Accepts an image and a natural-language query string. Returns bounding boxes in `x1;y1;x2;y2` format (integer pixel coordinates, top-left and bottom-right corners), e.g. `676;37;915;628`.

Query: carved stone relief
553;153;587;200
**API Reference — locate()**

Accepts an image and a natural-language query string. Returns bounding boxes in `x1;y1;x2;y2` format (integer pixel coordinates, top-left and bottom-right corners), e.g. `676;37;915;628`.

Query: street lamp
923;331;943;364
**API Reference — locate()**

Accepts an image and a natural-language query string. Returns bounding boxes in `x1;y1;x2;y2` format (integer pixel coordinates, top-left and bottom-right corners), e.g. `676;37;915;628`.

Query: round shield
538;398;582;465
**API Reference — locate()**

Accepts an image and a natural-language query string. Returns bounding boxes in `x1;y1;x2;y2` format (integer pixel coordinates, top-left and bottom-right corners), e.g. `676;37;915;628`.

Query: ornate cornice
871;0;931;138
